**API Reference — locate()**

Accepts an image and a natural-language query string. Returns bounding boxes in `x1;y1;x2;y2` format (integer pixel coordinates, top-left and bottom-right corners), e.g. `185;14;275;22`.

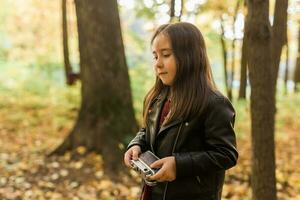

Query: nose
154;57;163;69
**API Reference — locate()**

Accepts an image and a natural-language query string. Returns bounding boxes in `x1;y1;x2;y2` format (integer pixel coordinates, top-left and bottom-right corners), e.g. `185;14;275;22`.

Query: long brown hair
143;22;216;126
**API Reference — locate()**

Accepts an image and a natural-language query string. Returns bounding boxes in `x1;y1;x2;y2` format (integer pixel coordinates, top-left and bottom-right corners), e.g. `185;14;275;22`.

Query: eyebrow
152;48;172;54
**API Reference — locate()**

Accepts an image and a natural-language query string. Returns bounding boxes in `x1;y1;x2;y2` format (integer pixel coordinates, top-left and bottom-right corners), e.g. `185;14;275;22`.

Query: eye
153;56;158;60
163;54;171;58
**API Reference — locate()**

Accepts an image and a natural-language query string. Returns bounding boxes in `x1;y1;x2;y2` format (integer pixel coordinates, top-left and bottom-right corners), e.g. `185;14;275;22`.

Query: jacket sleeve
127;128;148;152
174;97;238;178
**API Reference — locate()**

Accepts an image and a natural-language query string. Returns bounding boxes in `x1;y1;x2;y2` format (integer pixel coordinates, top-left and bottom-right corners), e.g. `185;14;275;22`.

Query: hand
148;156;176;182
124;145;141;167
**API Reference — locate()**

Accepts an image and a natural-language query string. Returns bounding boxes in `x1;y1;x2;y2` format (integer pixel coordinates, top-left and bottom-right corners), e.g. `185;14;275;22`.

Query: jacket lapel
148;89;168;150
157;118;183;137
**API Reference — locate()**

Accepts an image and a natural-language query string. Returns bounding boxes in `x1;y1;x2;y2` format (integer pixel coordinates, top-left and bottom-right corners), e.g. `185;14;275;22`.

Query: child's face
152;34;177;86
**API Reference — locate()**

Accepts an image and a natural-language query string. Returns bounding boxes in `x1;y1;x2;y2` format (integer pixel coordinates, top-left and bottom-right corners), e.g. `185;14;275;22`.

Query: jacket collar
157;118;182;136
147;88;183;149
148;88;168;149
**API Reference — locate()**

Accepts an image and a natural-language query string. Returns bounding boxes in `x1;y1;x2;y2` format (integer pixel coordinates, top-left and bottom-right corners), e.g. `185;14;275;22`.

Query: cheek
170;62;177;76
166;58;176;69
171;69;176;80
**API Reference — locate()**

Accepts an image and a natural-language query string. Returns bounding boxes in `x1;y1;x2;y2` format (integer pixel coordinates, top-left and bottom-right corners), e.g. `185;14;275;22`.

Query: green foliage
0;0;77;69
276;92;300;135
232;98;250;139
0;0;11;60
124;28;151;69
135;6;156;19
0;0;299;199
1;60;300;199
0;61;80;111
133;0;161;19
129;65;154;125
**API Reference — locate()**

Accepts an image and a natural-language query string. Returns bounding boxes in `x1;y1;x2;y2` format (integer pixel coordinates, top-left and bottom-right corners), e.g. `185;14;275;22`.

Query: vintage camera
130;151;160;186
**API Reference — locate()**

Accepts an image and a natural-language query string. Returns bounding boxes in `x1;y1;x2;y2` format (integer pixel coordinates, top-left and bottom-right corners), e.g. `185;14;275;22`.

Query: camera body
130;151;160;186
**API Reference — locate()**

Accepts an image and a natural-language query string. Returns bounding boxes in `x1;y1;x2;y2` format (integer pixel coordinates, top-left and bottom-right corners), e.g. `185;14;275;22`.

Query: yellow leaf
76;146;86;155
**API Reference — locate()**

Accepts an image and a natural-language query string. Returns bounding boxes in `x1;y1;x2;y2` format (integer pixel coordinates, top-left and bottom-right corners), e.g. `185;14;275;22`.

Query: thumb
132;149;140;160
150;159;163;168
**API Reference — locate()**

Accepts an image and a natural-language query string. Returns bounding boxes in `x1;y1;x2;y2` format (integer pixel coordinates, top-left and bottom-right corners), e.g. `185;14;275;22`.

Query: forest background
0;0;299;199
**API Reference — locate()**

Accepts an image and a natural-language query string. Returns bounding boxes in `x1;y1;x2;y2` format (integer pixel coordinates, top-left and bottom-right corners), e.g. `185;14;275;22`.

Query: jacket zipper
162;122;183;200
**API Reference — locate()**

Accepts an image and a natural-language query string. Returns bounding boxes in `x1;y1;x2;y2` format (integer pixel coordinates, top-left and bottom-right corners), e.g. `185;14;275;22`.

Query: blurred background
0;0;299;199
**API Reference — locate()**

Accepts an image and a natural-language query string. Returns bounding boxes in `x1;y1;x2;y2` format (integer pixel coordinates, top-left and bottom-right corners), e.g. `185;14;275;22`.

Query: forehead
151;33;172;52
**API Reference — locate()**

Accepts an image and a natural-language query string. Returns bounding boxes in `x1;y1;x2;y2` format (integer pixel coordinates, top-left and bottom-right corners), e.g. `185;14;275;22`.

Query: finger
148;168;164;181
124;153;132;167
150;159;164;168
132;149;139;160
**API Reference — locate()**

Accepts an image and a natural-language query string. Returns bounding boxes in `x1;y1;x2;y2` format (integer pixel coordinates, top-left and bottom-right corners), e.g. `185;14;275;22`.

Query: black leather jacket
128;90;238;200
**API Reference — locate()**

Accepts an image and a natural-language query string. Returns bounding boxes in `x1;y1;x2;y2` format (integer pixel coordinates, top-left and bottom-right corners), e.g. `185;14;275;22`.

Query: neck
163;86;172;101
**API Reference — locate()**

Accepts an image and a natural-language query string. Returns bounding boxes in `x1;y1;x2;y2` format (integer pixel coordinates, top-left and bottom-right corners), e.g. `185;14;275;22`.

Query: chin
162;82;172;86
160;78;173;86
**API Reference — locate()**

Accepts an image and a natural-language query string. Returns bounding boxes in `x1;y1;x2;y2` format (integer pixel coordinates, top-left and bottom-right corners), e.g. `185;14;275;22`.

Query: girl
124;22;238;200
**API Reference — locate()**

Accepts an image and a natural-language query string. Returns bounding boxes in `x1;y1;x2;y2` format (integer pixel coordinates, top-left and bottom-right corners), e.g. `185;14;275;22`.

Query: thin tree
170;0;175;21
178;0;184;21
52;0;137;178
284;41;289;94
217;1;242;100
294;21;300;92
229;0;241;100
62;0;73;85
62;0;80;85
238;1;248;100
245;0;277;199
220;15;231;100
238;34;248;99
271;0;288;95
283;11;289;95
169;0;183;22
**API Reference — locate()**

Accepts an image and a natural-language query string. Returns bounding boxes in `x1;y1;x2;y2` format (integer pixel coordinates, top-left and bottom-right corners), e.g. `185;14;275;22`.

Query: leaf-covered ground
0;82;299;199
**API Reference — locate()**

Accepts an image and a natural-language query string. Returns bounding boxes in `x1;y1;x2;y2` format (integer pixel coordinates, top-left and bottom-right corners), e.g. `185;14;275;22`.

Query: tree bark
246;0;277;199
53;0;137;179
169;0;183;22
271;0;288;95
294;22;300;92
178;0;184;21
220;16;231;100
229;0;241;100
62;0;73;85
239;34;247;99
284;43;289;95
239;3;248;100
170;0;175;22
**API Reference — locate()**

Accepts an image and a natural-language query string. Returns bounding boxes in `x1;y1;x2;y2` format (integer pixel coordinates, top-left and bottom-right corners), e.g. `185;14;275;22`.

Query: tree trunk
294;22;300;92
229;0;241;100
170;0;175;22
169;0;183;22
246;0;277;199
62;0;73;85
271;0;288;95
239;3;248;100
284;43;289;95
53;0;137;179
239;34;247;99
220;16;231;100
178;0;184;21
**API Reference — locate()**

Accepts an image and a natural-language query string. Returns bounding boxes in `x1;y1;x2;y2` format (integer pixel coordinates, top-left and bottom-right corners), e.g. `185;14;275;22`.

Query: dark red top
141;99;171;200
159;99;171;127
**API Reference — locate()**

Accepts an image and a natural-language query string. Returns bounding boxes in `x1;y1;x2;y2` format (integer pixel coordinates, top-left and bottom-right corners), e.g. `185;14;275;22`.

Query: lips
158;72;168;76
